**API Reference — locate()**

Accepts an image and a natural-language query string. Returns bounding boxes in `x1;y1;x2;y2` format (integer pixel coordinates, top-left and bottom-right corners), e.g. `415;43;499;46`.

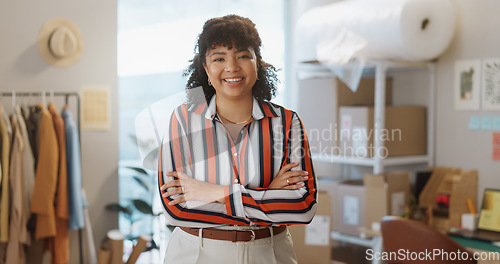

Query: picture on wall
455;59;481;110
482;58;500;110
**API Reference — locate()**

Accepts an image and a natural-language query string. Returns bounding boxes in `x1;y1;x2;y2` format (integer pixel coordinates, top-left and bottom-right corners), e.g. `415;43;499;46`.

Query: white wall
435;0;500;199
0;0;118;262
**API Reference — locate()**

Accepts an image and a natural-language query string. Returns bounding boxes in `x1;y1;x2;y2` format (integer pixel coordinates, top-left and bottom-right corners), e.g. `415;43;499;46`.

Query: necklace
217;112;252;125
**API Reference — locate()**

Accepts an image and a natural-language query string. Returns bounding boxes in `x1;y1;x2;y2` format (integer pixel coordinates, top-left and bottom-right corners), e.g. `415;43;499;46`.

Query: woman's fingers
166;171;178;177
160;180;180;191
283;170;308;179
277;162;299;175
162;186;184;198
167;171;189;179
168;195;185;206
284;182;305;190
286;175;309;185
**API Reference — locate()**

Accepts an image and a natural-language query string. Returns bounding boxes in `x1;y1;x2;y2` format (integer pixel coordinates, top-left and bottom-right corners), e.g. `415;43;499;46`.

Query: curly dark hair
184;14;279;104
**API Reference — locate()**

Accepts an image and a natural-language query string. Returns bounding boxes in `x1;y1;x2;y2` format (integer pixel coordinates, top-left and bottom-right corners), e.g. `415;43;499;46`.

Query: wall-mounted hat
38;18;84;67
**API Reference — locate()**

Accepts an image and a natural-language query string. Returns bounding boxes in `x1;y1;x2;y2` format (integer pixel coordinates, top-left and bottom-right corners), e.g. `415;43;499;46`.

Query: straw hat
38;18;84;67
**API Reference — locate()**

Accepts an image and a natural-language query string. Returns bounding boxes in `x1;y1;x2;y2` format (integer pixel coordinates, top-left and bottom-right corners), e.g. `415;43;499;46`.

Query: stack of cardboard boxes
297;76;393;156
297;76;427;158
291;75;425;263
290;173;411;263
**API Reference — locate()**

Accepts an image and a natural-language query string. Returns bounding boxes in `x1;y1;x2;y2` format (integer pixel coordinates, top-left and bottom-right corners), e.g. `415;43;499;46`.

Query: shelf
297;60;435;174
296;60;430;80
312;153;430;167
331;231;374;248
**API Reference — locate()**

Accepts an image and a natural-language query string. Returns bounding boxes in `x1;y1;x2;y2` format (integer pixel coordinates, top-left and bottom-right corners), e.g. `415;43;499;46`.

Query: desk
449;235;500;263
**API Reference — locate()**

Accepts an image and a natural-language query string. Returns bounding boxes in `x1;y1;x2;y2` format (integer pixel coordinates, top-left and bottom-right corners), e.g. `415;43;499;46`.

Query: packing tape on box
295;0;455;91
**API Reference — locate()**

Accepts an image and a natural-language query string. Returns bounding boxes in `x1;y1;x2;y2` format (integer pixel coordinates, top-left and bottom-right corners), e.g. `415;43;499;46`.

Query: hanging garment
81;190;97;264
47;102;69;264
0;106;11;243
16;106;34;244
25;106;42;166
21;106;38;234
30;103;59;240
1;108;11;139
25;239;44;264
61;108;84;230
5;115;27;264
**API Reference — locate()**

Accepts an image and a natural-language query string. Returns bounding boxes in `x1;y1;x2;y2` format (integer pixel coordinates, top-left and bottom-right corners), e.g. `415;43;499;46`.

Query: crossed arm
158;109;317;227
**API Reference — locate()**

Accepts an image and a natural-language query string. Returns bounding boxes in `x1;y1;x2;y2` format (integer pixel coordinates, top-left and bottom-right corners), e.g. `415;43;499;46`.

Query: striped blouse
158;95;317;227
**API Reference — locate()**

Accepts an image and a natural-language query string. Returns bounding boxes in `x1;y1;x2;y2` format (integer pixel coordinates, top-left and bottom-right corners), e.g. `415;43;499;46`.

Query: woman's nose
225;58;240;72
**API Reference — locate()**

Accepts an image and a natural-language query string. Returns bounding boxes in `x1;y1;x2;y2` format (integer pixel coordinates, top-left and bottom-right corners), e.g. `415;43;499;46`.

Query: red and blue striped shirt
158;95;317;227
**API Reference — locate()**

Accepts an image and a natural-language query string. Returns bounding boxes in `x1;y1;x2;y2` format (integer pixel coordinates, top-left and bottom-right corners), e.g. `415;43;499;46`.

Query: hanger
64;94;69;110
12;91;16;111
41;90;47;108
50;90;55;103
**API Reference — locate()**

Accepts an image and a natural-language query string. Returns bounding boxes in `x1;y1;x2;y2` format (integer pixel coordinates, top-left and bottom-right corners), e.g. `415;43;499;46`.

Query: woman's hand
268;162;309;190
160;171;225;206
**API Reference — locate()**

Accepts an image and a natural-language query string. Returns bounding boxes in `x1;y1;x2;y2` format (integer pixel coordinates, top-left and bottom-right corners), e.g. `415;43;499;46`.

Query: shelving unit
297;60;436;264
298;60;436;173
311;153;430;167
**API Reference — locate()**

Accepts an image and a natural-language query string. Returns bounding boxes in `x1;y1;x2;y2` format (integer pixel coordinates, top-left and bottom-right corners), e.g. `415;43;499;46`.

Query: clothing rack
0;91;81;133
0;91;84;264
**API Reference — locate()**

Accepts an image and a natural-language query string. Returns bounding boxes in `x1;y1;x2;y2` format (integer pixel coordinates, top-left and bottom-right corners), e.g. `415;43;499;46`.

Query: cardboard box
363;172;411;231
339;106;426;157
317;179;338;230
331;180;366;236
297;77;392;155
289;191;332;264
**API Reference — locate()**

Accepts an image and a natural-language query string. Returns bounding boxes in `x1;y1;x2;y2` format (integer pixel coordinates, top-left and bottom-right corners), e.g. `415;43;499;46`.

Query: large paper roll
295;0;455;90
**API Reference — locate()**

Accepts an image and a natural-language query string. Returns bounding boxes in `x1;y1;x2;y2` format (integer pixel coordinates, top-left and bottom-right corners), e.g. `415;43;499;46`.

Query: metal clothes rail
0;91;84;264
0;91;80;133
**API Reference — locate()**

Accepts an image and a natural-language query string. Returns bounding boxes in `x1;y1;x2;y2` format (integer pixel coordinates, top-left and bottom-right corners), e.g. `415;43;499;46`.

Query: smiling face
203;45;258;101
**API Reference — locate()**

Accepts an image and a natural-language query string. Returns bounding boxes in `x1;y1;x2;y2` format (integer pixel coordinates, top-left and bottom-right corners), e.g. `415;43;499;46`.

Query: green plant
106;164;162;251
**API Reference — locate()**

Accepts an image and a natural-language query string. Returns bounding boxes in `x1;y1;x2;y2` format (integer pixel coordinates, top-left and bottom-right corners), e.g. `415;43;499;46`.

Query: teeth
224;78;243;83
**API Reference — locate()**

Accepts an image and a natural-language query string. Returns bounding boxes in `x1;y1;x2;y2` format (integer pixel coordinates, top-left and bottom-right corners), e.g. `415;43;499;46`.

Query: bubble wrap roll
295;0;455;63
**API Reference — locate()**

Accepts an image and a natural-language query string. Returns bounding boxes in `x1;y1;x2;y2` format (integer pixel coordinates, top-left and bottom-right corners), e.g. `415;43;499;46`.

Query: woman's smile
223;77;244;84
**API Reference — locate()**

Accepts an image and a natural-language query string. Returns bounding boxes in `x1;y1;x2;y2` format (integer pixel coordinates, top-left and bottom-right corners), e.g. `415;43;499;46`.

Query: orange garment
30;104;59;240
0;106;10;243
47;102;69;264
6;115;27;264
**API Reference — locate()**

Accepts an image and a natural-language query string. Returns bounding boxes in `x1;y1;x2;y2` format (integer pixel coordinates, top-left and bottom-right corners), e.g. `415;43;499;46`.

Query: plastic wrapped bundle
295;0;455;90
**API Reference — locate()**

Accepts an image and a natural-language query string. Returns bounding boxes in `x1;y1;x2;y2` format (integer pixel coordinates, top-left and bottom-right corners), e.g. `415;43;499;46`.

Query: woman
158;15;317;264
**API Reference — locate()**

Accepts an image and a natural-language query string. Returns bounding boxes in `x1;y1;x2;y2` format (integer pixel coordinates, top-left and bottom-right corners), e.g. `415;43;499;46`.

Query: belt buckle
243;230;256;243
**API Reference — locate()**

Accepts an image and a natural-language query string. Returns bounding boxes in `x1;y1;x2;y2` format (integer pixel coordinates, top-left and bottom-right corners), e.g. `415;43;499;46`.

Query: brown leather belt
180;226;287;242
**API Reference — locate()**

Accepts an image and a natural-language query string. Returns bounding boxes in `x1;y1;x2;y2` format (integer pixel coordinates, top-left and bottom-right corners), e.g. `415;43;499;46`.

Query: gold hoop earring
208;79;212;86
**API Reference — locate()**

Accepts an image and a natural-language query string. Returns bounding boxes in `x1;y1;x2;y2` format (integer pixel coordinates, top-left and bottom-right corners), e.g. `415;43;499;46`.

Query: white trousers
164;227;298;264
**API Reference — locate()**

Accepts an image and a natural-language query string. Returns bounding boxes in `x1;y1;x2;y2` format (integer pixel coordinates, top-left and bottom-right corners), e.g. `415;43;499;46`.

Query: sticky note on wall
481;116;492;130
493;116;500;131
493;132;500;161
469;116;480;130
494;132;500;146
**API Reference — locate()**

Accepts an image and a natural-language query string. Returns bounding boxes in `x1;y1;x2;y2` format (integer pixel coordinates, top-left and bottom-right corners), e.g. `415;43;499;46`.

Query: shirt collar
189;94;280;121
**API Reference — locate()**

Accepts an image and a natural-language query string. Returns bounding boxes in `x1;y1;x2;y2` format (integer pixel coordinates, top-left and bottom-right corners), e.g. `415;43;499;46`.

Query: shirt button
234;179;239;183
233;153;238;157
240;130;244;134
